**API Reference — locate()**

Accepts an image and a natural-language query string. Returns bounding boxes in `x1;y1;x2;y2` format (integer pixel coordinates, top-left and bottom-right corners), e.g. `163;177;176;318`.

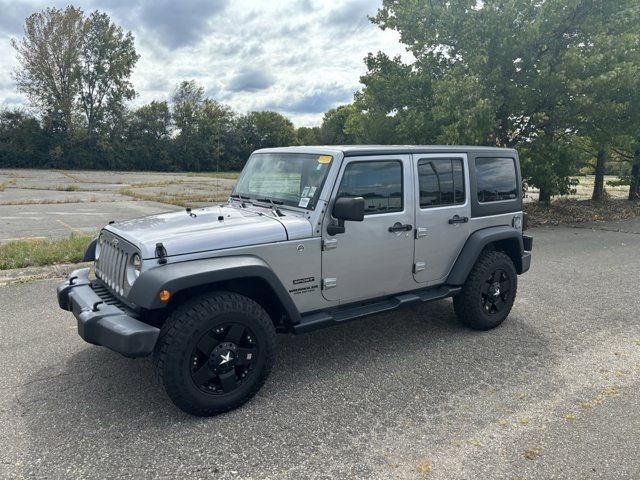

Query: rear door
413;154;471;283
321;155;416;303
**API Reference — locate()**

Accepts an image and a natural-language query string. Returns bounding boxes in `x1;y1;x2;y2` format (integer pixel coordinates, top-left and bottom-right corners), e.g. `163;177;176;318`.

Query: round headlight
126;253;142;286
132;253;142;274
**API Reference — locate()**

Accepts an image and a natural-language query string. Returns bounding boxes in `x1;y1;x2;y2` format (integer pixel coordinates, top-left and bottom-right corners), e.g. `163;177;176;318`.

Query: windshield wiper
230;193;251;207
255;198;283;205
255;197;284;216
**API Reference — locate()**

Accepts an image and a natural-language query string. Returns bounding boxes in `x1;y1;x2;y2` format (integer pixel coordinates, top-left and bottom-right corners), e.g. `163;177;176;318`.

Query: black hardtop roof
255;145;517;157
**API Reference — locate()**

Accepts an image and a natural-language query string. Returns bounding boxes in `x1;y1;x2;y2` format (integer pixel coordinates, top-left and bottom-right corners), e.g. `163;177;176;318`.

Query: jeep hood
103;204;312;259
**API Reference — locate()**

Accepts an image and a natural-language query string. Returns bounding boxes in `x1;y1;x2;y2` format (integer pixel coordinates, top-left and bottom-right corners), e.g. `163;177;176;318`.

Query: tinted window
475;157;518;202
337;161;403;214
418;158;465;208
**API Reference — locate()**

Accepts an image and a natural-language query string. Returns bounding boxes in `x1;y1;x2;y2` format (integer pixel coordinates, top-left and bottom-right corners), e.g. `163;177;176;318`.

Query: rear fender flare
447;226;524;286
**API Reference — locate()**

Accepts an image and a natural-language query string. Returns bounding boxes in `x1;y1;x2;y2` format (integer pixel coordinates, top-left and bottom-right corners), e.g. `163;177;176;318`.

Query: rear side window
337;161;403;214
475;157;518;202
417;158;465;208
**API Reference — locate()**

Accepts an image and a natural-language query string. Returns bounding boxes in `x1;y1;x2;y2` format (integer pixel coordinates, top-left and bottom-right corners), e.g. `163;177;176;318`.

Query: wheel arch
447;226;524;286
129;256;301;330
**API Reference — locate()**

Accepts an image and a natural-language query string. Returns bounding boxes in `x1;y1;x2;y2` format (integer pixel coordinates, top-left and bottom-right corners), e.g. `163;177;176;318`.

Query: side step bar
293;285;461;334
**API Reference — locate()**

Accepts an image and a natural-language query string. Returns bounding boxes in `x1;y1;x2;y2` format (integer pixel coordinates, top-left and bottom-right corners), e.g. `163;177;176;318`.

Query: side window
417;158;465;208
475;157;518;202
337;160;403;215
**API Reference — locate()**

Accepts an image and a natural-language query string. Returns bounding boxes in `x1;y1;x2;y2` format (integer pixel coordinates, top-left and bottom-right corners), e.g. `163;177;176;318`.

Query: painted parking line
55;219;85;235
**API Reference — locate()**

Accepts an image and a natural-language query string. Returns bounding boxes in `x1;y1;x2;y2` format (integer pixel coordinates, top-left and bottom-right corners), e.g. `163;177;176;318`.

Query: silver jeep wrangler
57;146;533;416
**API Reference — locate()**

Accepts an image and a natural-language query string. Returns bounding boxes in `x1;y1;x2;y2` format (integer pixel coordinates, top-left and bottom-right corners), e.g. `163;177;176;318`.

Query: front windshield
232;153;333;210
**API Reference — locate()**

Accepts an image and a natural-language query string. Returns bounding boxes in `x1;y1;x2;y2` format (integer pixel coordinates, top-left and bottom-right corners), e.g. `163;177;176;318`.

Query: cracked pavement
0;219;639;479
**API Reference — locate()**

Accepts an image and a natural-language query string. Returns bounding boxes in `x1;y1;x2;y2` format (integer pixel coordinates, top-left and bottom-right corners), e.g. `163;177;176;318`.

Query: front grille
91;280;139;318
92;280;126;307
95;230;137;298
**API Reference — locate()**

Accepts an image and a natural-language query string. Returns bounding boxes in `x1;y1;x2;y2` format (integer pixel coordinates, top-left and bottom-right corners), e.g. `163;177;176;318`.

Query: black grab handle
388;222;413;232
448;215;469;224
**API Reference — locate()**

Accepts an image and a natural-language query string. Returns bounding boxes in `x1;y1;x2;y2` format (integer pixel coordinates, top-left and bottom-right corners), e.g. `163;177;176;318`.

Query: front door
321;155;415;303
413;154;471;283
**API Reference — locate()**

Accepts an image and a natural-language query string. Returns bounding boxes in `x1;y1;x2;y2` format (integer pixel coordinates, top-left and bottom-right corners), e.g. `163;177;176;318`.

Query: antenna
216;121;220;201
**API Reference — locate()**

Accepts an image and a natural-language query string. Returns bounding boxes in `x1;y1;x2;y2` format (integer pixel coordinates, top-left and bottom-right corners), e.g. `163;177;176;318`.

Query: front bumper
57;268;159;358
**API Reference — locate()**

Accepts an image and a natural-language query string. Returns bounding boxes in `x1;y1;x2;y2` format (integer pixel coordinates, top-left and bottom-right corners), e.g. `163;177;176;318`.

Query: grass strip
0;235;92;270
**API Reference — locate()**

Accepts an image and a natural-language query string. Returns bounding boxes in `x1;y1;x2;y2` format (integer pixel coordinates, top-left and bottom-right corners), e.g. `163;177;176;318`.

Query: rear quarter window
475;157;518;203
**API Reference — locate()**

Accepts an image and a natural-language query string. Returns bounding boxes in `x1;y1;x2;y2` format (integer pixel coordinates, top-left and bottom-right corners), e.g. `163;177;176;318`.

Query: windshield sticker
318;155;332;164
308;186;317;197
298;197;310;208
301;186;310;197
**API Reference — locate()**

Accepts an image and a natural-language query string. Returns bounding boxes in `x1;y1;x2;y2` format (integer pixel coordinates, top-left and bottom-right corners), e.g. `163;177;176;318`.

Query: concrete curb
0;262;91;286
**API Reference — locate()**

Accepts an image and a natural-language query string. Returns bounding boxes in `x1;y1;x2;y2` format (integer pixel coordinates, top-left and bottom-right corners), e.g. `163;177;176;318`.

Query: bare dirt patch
525;199;640;227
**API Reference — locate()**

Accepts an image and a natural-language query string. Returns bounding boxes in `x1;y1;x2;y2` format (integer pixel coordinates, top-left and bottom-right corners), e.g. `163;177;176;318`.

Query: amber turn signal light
159;290;171;301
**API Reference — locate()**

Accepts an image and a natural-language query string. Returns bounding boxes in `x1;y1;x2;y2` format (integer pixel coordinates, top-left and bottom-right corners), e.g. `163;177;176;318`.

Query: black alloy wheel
480;268;512;315
154;291;276;416
453;250;518;330
190;323;259;395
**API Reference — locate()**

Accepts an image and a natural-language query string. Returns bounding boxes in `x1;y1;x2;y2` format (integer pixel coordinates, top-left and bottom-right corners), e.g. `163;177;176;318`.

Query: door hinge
414;262;426;273
322;238;338;251
322;278;337;290
415;227;428;239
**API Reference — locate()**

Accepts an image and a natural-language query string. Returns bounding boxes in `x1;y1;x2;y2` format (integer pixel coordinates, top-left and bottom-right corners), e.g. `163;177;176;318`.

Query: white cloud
0;0;408;126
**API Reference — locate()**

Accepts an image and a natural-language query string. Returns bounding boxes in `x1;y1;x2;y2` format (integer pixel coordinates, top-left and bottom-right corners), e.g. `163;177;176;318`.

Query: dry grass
525;198;640;227
0;183;5;191
186;171;241;180
0;234;92;270
56;184;80;191
57;170;82;182
127;180;186;188
416;457;432;476
0;197;103;206
118;188;229;207
523;447;541;460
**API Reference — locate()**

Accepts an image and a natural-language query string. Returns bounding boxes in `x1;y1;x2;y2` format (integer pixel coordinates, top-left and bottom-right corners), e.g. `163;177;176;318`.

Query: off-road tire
153;291;276;416
453;250;517;330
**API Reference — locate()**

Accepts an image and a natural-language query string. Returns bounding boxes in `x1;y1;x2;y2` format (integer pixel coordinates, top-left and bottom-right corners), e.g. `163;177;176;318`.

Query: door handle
448;215;469;225
388;222;413;232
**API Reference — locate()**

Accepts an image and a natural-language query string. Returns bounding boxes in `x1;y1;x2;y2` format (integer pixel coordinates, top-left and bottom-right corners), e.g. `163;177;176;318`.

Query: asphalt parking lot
0;169;234;242
1;219;639;479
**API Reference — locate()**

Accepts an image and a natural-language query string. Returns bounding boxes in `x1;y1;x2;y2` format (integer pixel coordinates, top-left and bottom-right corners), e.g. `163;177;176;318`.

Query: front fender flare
83;238;98;262
447;226;524;286
128;256;300;323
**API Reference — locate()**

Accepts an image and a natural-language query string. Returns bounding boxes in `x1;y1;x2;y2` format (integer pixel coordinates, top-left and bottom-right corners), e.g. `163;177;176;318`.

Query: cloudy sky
0;0;409;126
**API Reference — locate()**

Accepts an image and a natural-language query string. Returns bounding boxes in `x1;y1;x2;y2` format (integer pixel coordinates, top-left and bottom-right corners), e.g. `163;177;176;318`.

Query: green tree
197;100;242;171
237;111;297;158
11;7;84;135
171;80;205;170
296;126;321;145
318;105;360;144
564;1;640;201
78;11;139;134
134;101;172;141
172;80;204;136
0;109;49;167
363;0;640;202
127;101;172;170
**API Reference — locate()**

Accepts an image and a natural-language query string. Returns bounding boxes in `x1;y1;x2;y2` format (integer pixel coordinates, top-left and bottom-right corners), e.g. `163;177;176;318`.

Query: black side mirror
327;197;364;235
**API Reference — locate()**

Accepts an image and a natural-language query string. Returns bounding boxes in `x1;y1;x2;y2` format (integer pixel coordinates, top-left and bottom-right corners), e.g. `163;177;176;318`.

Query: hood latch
155;242;168;264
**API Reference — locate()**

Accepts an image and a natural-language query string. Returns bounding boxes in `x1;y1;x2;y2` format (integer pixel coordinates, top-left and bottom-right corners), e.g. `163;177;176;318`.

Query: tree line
1;2;639;202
